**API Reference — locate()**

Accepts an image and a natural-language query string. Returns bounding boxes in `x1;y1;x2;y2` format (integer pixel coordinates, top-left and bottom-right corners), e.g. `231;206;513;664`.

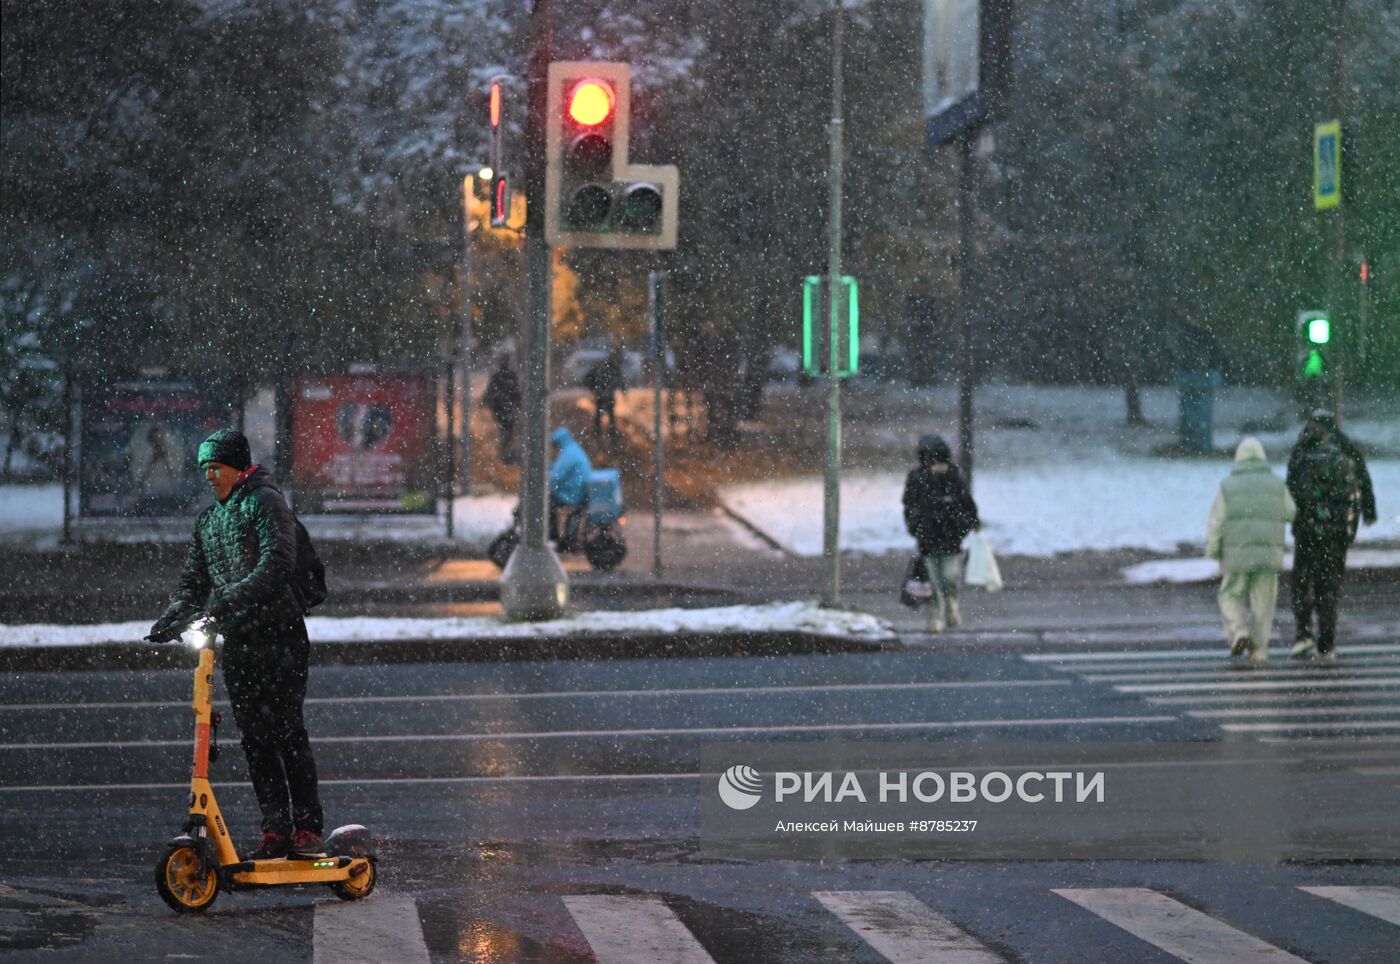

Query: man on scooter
548;426;592;550
147;429;326;861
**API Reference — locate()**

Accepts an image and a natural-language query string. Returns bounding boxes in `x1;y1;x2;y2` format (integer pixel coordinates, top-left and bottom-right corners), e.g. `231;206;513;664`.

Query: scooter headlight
187;619;213;649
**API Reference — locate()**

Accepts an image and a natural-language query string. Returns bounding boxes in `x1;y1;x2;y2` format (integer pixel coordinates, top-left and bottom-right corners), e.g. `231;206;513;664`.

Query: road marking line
0;679;1071;713
1187;705;1400;719
1148;692;1400;706
313;896;427;964
1086;666;1400;683
1221;720;1400;733
563;895;716;964
1046;656;1400;674
813;890;1004;963
1052;887;1310;963
1025;643;1400;662
1260;734;1400;745
1352;766;1400;775
0;715;1179;751
1116;678;1400;694
1298;886;1400;926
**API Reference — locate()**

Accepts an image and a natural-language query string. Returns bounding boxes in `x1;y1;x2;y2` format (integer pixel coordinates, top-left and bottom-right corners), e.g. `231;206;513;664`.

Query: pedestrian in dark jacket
482;355;521;461
148;429;325;860
902;434;979;632
1285;411;1378;663
584;349;624;442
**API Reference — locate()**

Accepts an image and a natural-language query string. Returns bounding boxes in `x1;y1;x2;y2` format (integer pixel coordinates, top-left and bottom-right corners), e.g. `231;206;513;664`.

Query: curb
0;630;891;672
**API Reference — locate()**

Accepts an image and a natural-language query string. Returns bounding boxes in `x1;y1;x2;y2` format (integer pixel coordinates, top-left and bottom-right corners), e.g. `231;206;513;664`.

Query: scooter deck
226;855;366;886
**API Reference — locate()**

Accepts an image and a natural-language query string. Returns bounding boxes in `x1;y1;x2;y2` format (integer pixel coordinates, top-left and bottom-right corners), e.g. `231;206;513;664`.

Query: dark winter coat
1286;425;1375;544
584;356;623;404
483;366;520;425
903;440;979;556
156;466;305;642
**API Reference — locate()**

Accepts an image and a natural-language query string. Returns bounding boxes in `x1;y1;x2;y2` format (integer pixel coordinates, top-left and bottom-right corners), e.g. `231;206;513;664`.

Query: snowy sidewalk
0;601;895;670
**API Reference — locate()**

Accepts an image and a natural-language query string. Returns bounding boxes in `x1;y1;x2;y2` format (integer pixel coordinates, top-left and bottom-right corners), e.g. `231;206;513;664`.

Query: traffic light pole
501;0;568;620
1327;0;1347;423
822;0;845;609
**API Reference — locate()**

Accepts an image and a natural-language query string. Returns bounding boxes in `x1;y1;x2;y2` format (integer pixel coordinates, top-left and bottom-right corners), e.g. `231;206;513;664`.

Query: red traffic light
489;81;502;129
567;80;614;127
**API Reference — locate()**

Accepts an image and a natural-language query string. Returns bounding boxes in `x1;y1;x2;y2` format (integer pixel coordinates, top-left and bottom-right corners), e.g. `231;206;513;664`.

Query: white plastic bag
964;535;1003;592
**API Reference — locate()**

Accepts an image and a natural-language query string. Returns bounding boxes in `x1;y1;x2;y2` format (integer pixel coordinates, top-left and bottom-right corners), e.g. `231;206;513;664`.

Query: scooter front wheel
155;845;219;913
331;856;377;901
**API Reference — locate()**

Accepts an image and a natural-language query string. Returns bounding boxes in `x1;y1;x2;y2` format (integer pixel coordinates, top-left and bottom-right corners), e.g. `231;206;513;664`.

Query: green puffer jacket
1206;440;1296;573
158;466;304;639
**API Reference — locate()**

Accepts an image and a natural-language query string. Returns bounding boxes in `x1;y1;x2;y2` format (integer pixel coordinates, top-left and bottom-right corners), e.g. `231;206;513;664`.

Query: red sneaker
250;831;289;860
290;829;326;858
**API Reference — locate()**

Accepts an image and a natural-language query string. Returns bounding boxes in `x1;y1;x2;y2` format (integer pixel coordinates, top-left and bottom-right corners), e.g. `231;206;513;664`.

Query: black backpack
1296;440;1357;540
290;517;327;613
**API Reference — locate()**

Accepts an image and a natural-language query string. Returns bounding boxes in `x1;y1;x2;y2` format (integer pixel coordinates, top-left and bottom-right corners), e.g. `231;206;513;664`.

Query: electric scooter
149;615;377;913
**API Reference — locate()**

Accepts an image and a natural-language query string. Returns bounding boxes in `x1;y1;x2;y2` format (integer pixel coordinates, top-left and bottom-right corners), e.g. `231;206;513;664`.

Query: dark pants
1292;535;1349;653
223;620;323;836
495;417;516;458
593;396;617;438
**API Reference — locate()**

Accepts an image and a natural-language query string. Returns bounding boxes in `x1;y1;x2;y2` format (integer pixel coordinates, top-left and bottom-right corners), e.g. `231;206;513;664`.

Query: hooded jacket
548;427;592;507
902;435;979;555
158;465;305;638
1206;438;1296;573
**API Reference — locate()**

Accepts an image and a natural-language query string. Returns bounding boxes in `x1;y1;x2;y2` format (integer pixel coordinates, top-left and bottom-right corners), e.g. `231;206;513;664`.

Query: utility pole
955;129;976;485
501;0;569;619
822;0;845;608
459;175;476;497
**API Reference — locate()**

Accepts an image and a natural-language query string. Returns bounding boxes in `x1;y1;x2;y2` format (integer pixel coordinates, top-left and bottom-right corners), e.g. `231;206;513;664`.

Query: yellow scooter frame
154;621;376;913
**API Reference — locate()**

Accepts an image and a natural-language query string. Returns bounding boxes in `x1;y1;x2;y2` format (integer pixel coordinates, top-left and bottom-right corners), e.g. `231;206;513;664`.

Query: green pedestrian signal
802;275;859;377
1306;316;1330;345
1296;310;1332;382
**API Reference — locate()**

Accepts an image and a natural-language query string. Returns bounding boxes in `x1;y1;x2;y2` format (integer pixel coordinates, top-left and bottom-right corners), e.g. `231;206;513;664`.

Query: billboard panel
292;374;436;513
924;0;1013;146
79;381;225;517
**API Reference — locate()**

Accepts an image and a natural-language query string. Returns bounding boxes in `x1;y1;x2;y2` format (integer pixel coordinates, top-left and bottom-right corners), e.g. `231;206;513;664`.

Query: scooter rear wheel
155;844;219;913
331;856;377;901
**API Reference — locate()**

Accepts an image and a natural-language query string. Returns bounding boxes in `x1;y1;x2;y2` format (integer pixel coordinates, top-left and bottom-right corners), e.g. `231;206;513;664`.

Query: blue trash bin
1176;371;1222;454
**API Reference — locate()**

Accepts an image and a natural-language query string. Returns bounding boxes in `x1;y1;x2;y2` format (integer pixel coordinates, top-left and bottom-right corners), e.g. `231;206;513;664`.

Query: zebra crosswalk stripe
813;890;1004;963
1299;886;1400;924
313;896;429;964
1053;887;1310;963
563;895;717;964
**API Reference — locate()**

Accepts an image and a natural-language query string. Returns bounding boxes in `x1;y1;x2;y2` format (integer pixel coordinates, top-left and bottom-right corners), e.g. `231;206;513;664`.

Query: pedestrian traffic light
1297;310;1331;381
489;173;510;227
802;275;859;377
545;62;678;249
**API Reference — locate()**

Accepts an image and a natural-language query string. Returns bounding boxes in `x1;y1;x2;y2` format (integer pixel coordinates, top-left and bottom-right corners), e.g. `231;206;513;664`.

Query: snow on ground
1122;549;1400;585
722;459;1400;558
0;601;893;648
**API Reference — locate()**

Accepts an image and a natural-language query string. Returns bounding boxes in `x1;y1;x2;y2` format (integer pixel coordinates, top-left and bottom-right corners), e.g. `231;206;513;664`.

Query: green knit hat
197;429;251;470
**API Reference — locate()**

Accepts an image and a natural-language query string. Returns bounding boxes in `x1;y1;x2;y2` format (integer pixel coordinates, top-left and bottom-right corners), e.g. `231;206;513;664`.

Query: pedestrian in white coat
1205;437;1296;663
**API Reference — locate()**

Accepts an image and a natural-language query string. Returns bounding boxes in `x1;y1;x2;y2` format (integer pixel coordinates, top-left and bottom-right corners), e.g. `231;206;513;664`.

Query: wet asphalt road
2;641;1399;962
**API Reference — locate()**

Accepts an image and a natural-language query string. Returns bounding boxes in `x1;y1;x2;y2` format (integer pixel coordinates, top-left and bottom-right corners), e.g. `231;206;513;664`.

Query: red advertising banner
292;374;437;513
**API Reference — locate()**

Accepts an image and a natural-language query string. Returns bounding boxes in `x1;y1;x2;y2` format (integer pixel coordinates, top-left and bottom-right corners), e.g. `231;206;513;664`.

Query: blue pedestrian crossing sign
1314;120;1341;210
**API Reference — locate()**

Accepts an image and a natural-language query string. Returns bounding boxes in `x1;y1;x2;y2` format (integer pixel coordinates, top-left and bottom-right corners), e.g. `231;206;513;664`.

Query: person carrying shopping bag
902;434;980;632
1205;436;1296;664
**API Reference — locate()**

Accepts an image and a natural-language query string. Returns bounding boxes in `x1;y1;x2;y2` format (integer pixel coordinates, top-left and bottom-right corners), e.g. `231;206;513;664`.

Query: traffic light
485;77;511;227
545;62;678;249
1297;310;1331;381
802;275;860;377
